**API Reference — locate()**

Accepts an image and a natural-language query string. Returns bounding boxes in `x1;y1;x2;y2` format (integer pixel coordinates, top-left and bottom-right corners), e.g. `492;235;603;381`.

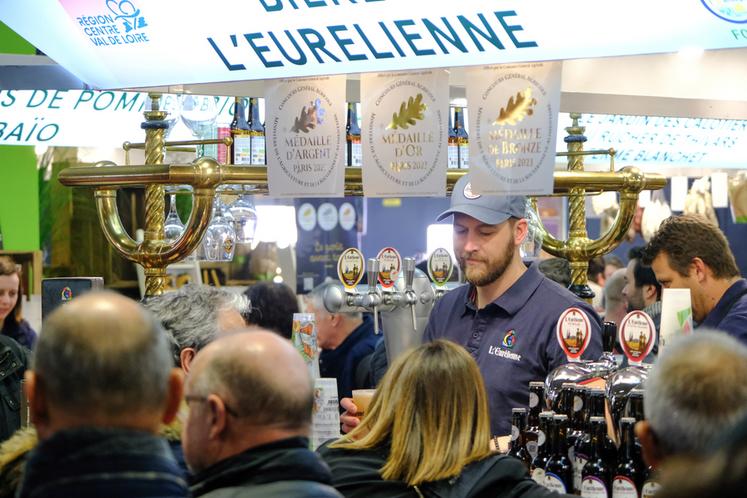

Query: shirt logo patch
502;330;516;349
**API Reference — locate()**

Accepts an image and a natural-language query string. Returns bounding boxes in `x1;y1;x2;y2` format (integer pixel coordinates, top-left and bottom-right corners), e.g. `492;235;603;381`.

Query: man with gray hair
182;329;341;497
19;291;187;498
636;330;747;470
143;284;249;373
305;281;379;400
603;268;628;326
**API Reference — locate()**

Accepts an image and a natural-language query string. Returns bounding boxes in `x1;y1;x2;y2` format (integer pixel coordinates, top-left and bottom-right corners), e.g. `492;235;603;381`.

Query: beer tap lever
364;258;381;335
403;257;418;331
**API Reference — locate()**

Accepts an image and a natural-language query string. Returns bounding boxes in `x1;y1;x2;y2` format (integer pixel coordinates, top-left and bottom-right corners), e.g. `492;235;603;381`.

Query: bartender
423;175;602;437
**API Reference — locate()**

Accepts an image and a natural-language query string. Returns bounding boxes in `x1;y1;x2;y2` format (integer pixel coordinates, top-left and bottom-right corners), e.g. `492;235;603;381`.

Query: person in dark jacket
182;328;341;498
18;291;187;498
319;340;568;498
0;257;36;349
306;282;380;400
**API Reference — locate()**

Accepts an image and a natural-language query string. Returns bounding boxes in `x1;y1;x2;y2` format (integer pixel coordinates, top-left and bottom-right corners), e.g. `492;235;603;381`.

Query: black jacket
318;442;571;498
190;436;342;498
0;335;29;443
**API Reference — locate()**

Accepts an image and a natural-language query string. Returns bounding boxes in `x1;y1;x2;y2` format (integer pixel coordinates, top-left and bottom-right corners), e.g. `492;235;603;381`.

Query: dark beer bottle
346;102;362;167
581;416;612;498
247;97;265;165
626;389;645;422
530;411;555;484
525;381;545;461
448;106;458;168
453;106;468;168
508;408;532;471
602;321;617;354
641;467;660;498
230;97;251;165
612;418;643;498
588;388;616;465
545;414;573;494
572;385;590;494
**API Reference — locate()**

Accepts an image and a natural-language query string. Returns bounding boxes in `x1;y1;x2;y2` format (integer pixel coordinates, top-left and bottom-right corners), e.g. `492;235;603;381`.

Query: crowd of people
0;175;745;497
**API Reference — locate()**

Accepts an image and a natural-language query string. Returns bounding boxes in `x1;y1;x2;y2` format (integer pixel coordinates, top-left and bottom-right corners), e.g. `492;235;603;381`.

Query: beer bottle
247;97;265;165
588;388;616;465
572;385;590;494
581;416;612;498
346;102;362;167
448;106;458;168
230;97;252;165
545;414;573;494
453;106;468;168
602;321;617;354
509;408;532;471
530;411;555;484
641;467;660;498
612;418;643;498
525;381;545;461
626;389;645;422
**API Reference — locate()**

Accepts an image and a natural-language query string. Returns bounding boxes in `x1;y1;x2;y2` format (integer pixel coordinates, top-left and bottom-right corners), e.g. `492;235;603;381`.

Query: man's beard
459;238;515;287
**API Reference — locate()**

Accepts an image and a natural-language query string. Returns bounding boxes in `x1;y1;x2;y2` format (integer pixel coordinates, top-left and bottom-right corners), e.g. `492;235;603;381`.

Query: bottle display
545;414;573;494
230;97;252;165
612;418;643;498
454;106;469;168
525;381;545;460
571;385;590;494
346;102;362;167
508;408;532;470
581;416;612;498
248;97;266;165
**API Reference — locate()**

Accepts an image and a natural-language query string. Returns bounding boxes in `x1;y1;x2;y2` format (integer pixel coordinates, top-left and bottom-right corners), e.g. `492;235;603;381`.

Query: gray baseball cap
437;174;527;225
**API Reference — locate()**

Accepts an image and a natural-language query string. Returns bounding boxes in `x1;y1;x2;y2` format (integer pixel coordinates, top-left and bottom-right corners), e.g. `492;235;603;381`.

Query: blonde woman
318;340;564;498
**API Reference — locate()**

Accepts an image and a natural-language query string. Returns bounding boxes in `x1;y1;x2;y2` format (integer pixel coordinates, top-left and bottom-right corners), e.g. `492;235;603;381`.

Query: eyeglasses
184;394;240;417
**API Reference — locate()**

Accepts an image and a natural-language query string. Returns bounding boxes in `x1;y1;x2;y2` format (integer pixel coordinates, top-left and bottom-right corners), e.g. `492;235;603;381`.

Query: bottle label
531;468;545;484
573;454;589;493
537;430;546;447
250;135;265;165
529;392;540;408
612;476;639;498
641;481;660;498
544;472;567;493
351;142;362;166
581;476;609;498
448;144;459;168
526;441;538;460
458;143;469;168
217;127;231;164
510;424;520;441
233;135;252;164
574;395;584;412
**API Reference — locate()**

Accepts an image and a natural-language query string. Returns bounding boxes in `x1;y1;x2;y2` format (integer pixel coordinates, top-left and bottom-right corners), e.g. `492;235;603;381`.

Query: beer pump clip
427;248;454;300
336;246;365;306
555;307;592;363
618;310;657;366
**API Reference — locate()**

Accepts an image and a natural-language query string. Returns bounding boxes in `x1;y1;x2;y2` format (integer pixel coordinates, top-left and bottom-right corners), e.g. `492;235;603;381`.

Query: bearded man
421;175;602;437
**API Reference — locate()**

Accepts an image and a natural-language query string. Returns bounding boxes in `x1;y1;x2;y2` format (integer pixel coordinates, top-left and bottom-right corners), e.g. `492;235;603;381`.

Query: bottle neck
621;424;636;460
590;424;606;460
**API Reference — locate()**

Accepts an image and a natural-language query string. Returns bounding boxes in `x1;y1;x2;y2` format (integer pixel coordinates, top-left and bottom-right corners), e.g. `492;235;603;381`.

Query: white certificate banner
467;62;562;195
3;1;746;89
361;70;448;197
266;75;346;198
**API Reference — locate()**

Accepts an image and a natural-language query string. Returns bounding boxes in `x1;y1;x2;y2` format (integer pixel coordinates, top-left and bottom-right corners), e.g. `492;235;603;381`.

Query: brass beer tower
58;96;665;297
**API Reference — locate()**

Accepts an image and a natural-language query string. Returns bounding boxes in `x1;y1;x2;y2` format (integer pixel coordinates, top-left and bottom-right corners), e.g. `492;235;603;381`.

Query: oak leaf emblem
387;93;426;130
291;103;319;133
494;87;537;126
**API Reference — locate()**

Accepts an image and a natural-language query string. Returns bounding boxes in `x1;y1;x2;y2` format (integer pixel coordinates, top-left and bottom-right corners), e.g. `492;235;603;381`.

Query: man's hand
340;397;360;433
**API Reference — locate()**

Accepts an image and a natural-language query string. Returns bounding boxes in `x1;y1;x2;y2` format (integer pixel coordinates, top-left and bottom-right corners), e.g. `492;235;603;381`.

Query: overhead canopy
2;0;747;90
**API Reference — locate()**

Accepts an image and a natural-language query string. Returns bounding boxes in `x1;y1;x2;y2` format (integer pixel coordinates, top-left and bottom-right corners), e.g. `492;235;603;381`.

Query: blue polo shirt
424;264;603;436
698;278;747;345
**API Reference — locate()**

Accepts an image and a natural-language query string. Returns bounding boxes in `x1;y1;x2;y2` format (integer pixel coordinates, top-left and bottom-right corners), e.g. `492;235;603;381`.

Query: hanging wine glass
229;186;259;245
200;197;236;262
164;191;197;262
520;198;544;261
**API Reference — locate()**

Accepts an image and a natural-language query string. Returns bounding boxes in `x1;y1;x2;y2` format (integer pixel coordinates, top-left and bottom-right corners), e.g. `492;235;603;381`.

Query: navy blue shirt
698;278;747;345
320;315;380;400
424;264;603;436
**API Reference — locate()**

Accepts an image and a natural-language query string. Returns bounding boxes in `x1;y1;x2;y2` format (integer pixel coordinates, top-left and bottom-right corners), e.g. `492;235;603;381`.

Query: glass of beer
351;389;376;418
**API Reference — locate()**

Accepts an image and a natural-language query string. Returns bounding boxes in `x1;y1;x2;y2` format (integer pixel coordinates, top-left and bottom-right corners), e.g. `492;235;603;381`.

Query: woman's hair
0;257;23;330
242;282;299;340
331;339;492;486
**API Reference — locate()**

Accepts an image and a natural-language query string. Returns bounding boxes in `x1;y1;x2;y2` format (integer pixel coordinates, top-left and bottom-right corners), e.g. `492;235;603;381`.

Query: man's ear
329;313;341;328
25;371;51;438
180;348;197;375
161;368;184;425
636;420;664;469
514;218;528;246
206;394;229;440
690;257;708;283
642;284;657;303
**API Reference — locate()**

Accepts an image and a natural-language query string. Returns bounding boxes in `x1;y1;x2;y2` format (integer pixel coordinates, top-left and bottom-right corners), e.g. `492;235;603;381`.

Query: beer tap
403;257;418;331
362;258;382;335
